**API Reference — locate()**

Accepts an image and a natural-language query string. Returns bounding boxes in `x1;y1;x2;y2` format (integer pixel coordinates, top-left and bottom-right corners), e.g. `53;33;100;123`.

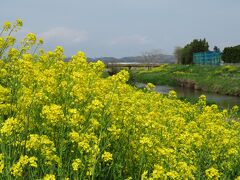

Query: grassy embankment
130;64;240;96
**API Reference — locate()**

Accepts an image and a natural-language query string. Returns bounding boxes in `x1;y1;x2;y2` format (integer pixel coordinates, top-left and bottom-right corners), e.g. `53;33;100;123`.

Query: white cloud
110;34;151;46
40;27;88;43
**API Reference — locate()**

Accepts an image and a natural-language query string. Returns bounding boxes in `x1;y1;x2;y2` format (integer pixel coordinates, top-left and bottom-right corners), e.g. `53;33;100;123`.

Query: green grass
130;64;240;96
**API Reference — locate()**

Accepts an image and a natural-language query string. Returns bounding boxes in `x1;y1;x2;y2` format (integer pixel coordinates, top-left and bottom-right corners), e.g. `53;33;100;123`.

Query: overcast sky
1;0;240;58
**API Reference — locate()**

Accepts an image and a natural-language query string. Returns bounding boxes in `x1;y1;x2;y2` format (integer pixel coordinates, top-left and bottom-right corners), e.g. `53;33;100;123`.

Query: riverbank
130;64;240;96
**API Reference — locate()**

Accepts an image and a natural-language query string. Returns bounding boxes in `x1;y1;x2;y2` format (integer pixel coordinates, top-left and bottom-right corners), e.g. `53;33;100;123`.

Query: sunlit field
1;20;240;179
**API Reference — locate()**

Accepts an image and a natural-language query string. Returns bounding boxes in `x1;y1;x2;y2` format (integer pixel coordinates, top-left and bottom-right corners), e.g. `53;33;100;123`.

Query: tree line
222;45;240;63
174;39;209;64
175;39;240;64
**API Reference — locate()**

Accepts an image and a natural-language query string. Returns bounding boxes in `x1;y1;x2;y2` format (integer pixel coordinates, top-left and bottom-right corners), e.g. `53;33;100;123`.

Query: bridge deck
106;63;162;69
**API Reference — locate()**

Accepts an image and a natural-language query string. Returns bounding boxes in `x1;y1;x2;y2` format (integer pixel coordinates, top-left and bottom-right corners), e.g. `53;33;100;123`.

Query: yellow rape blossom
43;174;56;180
102;151;113;162
0;20;240;179
11;155;37;177
151;164;165;179
168;90;177;98
0;117;18;136
205;167;220;180
38;38;44;45
25;32;37;45
0;37;4;48
72;158;82;171
15;19;23;27
42;104;64;125
2;22;11;31
0;154;4;174
146;83;155;91
166;171;179;179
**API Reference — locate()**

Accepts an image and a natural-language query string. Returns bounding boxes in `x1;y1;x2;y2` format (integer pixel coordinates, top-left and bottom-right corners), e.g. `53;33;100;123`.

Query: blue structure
193;51;221;65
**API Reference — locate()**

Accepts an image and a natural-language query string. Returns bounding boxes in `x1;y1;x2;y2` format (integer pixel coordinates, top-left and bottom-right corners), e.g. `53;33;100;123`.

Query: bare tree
174;46;183;64
141;49;164;64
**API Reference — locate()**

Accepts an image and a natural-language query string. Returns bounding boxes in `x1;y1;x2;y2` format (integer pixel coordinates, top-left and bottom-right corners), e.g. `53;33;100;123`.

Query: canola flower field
1;20;240;180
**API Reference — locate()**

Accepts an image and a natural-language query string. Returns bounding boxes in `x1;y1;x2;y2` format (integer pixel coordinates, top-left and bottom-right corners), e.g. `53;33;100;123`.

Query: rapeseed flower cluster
0;20;240;179
11;155;37;176
102;151;113;162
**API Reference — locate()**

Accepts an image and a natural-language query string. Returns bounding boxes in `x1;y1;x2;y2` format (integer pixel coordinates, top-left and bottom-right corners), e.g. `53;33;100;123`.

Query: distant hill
88;54;176;64
65;54;176;64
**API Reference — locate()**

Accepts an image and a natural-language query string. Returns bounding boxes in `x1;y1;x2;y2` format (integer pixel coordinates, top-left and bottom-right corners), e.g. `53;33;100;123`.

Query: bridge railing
106;63;163;70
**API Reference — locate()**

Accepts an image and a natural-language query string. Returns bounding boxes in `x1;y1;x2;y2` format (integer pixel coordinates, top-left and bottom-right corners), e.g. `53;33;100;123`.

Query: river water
136;83;240;109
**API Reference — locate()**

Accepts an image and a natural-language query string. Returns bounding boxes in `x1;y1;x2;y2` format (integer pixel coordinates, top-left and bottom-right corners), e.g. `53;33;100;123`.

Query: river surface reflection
136;83;240;109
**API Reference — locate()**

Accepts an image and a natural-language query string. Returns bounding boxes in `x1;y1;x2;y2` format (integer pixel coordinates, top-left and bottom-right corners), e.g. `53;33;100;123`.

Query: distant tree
213;46;220;52
178;39;209;64
174;46;183;64
222;45;240;63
